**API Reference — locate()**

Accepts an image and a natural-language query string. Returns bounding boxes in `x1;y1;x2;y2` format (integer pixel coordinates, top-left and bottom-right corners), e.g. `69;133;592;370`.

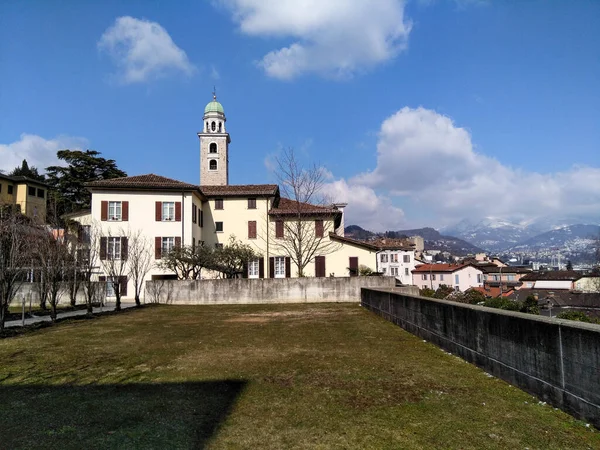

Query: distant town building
412;263;484;292
0;173;48;223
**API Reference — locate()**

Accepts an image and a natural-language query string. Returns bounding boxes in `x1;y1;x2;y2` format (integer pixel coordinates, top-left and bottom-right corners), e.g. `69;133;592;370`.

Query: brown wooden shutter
122;201;129;221
155;237;162;259
155;202;162;221
175;236;181;248
120;276;128;296
315;220;324;238
101;201;108;221
248;221;257;239
269;257;275;278
175;202;182;221
121;237;128;260
349;257;358;277
200;210;203;227
100;237;107;260
285;257;291;278
192;204;197;223
276;220;284;238
99;276;106;282
315;256;326;277
243;261;248;279
259;258;264;278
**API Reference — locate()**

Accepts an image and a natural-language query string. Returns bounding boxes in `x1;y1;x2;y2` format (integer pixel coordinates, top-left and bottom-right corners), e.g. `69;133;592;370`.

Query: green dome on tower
204;94;224;114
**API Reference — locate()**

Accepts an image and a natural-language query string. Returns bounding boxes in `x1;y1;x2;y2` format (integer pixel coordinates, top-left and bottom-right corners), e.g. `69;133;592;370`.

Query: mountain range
344;225;484;256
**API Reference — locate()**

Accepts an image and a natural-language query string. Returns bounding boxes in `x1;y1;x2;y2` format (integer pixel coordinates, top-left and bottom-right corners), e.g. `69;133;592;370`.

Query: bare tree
78;224;102;316
127;230;153;306
272;148;341;277
99;228;128;311
158;244;214;280
36;231;70;321
0;207;34;332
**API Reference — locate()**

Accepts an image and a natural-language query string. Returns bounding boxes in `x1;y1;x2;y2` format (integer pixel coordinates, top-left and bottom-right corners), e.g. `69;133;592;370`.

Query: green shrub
482;297;522;311
556;311;600;324
461;289;486;304
434;284;455;299
520;295;540;315
419;288;435;298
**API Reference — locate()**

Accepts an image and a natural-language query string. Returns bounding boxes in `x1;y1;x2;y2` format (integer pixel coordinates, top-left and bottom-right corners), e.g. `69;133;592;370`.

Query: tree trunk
135;294;141;307
50;302;57;322
115;293;121;311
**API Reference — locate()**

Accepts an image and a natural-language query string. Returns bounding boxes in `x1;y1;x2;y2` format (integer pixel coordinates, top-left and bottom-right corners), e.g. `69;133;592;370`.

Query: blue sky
1;0;599;230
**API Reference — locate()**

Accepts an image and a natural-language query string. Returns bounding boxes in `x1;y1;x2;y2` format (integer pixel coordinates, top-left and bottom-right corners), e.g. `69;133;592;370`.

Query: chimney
332;203;347;236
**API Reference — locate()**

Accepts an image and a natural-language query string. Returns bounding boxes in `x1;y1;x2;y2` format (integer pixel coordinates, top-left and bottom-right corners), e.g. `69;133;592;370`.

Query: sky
1;0;599;231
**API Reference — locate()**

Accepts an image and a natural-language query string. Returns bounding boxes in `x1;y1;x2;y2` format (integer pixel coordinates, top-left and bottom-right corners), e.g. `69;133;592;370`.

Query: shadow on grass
0;380;246;449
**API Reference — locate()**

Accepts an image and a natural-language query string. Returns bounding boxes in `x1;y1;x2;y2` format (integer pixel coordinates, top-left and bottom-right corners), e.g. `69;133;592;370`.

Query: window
422;274;428;280
215;198;223;210
7;185;13;195
192;237;196;249
248;221;257;239
391;267;398;276
215;243;223;249
215;221;223;232
37;188;44;198
432;274;436;281
162;202;175;221
248;259;260;279
211;121;216;131
105;278;116;297
403;255;410;263
275;220;284;238
455;274;460;285
107;237;122;260
209;142;217;153
477;274;482;283
248;198;256;209
108;201;122;221
391;254;398;263
162;237;175;255
218;122;222;132
507;274;515;281
274;256;286;278
192;204;197;223
405;268;409;276
380;254;388;263
80;225;91;244
315;220;324;238
440;274;444;281
28;186;36;196
209;159;217;170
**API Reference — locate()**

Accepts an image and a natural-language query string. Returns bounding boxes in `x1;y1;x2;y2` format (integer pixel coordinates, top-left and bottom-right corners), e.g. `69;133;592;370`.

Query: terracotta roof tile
412;263;478;273
367;237;415;251
86;174;201;191
519;270;582;282
269;197;340;216
200;184;279;197
328;233;381;250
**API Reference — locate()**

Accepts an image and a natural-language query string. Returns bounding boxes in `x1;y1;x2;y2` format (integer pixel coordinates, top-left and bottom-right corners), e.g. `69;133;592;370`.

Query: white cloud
0;134;88;173
98;16;195;84
352;106;600;224
219;0;411;79
324;179;405;230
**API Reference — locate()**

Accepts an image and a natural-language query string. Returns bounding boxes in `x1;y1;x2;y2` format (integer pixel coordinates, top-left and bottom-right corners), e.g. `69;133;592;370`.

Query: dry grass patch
0;303;598;449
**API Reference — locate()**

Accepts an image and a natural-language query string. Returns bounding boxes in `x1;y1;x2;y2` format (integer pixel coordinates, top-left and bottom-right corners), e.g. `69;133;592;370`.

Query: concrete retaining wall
145;277;403;305
361;288;600;428
13;282;105;306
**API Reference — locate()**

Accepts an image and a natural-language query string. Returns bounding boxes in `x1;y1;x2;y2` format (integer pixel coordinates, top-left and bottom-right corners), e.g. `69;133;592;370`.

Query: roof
328;233;380;251
85;174;202;192
269;197;340;216
61;209;91;220
201;184;279;197
472;286;514;298
509;289;600;308
0;173;49;187
520;270;583;282
412;263;481;274
367;237;415;251
480;266;532;274
204;96;224;115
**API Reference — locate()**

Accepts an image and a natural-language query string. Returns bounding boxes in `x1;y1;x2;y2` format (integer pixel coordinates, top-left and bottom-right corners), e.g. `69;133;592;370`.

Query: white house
412;263;484;292
69;95;381;300
369;238;416;285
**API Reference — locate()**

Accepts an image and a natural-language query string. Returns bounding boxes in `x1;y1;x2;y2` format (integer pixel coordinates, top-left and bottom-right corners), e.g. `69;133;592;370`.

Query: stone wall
144;277;403;305
361;288;600;428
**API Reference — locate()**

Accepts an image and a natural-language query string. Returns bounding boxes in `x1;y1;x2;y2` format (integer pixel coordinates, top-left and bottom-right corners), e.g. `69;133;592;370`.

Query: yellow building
0;174;48;223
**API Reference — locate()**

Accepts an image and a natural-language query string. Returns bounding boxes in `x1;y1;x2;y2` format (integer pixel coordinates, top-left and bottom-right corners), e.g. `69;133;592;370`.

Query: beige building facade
0;174;48;223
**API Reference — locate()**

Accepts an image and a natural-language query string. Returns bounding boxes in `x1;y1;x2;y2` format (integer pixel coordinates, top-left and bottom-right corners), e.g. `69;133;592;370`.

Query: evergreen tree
45;150;127;222
9;159;45;181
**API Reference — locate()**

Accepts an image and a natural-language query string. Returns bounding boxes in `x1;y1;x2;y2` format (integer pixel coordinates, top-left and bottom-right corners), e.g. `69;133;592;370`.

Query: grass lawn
0;303;597;449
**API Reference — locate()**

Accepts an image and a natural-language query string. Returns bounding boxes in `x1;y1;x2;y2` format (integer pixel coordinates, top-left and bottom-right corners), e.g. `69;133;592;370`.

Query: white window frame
162;237;175;256
105;277;116;297
380;254;388;263
403;255;410;263
274;256;286;278
162;202;175;221
404;268;409;276
107;237;121;260
108;201;122;221
248;259;260;279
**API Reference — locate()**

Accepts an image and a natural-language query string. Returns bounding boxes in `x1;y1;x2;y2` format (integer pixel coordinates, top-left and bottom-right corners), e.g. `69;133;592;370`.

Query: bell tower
198;91;230;186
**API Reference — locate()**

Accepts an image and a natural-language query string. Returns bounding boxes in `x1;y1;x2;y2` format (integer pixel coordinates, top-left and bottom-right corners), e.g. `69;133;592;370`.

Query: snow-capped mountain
442;216;600;252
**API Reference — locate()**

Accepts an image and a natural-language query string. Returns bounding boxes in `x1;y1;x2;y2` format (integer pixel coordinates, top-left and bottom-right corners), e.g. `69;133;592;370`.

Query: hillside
344;225;484;256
